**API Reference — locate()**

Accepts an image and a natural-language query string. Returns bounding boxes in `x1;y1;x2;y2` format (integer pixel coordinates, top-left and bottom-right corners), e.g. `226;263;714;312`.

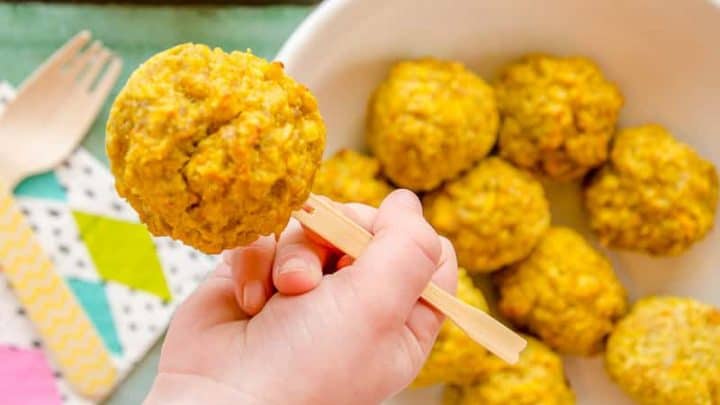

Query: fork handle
0;181;117;399
0;159;24;191
292;194;526;364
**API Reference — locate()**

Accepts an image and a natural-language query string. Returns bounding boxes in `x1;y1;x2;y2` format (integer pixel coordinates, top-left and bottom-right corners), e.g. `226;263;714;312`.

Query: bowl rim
276;0;350;64
277;0;720;64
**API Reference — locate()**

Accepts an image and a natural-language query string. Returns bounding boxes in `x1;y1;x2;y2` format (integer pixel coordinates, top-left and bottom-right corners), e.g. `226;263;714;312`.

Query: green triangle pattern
72;210;171;301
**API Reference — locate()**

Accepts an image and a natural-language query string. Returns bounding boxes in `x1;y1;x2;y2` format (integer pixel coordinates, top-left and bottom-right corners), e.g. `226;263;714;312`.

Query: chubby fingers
405;236;459;354
273;219;332;295
223;235;276;316
303;200;377;270
167;254;255;336
224;206;368;315
347;189;443;319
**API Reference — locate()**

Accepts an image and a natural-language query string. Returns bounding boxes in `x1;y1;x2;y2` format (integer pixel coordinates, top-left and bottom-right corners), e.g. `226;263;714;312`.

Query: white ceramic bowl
277;1;720;404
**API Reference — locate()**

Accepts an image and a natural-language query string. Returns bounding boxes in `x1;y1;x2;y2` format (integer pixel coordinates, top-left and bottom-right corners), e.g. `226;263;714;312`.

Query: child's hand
144;190;458;405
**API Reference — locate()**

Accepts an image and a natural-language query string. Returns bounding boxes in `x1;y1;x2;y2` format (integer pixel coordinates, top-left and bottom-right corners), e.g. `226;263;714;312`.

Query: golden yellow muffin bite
443;336;575;405
495;54;623;180
413;269;499;387
106;43;325;253
495;227;627;355
367;58;498;191
312;149;393;207
605;296;720;405
423;157;550;273
585;124;718;256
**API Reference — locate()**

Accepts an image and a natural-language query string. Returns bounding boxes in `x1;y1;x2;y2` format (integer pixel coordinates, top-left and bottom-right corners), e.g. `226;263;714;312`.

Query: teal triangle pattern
66;278;123;355
13;171;67;201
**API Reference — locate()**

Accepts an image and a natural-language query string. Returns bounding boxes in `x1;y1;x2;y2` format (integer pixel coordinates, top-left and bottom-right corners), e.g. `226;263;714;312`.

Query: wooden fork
0;30;122;188
0;31;122;400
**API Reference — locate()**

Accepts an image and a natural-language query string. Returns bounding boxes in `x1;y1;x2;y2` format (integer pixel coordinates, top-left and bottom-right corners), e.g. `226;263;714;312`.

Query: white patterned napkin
0;81;217;405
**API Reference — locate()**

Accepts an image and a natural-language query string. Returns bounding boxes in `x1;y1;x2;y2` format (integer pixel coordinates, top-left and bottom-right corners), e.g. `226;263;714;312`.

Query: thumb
339;189;443;323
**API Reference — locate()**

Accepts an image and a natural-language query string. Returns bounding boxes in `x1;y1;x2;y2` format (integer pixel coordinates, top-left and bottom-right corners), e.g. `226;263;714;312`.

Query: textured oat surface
367;58;498;191
423;157;550;273
312;149;393;207
107;43;325;253
605;296;720;405
443;336;575;405
495;54;622;180
495;227;627;355
585;124;718;256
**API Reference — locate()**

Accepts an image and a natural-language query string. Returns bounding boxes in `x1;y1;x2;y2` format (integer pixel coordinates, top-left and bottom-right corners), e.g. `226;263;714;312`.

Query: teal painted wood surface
0;3;312;403
0;2;311;164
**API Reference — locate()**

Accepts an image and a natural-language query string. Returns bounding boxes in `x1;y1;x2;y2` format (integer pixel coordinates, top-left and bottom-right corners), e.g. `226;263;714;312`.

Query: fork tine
79;49;111;90
65;41;103;78
91;57;122;100
16;31;91;92
65;56;122;143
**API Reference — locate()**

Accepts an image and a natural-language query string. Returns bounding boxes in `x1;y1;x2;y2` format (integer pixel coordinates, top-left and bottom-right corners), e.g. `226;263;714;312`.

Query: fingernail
243;280;265;311
388;189;421;211
278;257;308;274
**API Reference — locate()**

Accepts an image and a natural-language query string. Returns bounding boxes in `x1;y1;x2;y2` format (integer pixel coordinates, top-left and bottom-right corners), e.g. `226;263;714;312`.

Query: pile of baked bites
312;54;720;405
